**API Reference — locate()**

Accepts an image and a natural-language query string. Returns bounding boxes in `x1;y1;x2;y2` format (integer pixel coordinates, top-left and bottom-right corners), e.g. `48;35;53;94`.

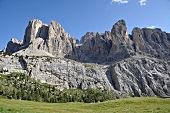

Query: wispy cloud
139;0;147;6
110;0;148;6
111;0;128;4
147;26;155;29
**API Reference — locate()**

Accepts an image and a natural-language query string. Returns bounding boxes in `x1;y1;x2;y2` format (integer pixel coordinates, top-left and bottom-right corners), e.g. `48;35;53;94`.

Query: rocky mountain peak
115;19;126;26
5;19;77;58
23;19;43;45
79;19;133;63
48;20;66;38
4;19;170;62
80;32;96;44
111;19;128;37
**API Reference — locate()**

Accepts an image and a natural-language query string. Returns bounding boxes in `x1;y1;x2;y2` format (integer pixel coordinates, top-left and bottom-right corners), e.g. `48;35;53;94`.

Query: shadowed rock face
79;20;170;63
6;38;23;54
2;19;170;97
79;20;134;63
132;28;170;59
79;32;112;63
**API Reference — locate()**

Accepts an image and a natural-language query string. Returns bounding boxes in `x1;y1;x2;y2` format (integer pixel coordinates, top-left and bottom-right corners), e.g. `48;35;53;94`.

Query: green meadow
0;97;169;113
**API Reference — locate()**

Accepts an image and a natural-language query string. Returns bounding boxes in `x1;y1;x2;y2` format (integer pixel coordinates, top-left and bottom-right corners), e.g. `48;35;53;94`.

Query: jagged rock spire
5;19;170;62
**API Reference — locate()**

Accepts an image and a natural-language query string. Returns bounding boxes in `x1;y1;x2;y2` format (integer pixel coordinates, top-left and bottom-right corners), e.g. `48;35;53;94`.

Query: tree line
0;72;118;103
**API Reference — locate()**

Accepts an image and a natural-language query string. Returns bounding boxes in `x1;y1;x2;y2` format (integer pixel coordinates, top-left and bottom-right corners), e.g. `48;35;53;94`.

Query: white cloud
111;0;128;4
147;26;155;29
139;0;147;6
110;0;148;6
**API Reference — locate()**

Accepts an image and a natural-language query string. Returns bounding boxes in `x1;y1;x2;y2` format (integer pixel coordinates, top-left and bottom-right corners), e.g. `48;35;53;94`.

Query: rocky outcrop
6;19;79;58
80;32;97;44
0;55;113;91
79;20;170;63
79;20;134;63
79;32;112;63
44;20;74;57
23;19;47;46
107;20;133;61
6;38;23;54
109;56;170;97
132;28;170;60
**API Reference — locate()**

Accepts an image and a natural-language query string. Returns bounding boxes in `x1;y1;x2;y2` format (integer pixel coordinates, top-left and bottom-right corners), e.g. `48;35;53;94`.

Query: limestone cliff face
0;55;169;97
79;32;112;63
79;20;170;63
6;19;78;58
79;20;134;63
23;19;47;46
2;19;170;97
6;19;170;62
132;28;170;60
110;56;170;97
0;56;113;91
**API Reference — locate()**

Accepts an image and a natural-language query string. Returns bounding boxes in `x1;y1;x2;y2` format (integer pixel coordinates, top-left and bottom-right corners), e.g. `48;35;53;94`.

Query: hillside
0;97;169;113
0;73;116;103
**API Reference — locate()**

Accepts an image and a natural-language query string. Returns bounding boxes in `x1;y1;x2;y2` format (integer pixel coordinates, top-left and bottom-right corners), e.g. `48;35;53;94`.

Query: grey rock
6;19;79;58
44;20;73;57
79;19;133;63
109;56;170;97
79;32;111;63
80;32;96;44
23;19;44;46
0;55;169;97
108;19;133;62
6;38;23;54
132;27;170;60
0;55;113;91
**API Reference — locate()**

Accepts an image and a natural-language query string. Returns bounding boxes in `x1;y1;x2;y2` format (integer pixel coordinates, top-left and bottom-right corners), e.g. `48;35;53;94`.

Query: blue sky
0;0;170;50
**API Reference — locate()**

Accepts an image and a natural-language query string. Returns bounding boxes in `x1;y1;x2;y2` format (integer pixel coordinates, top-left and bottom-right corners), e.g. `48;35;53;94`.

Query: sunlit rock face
6;19;79;58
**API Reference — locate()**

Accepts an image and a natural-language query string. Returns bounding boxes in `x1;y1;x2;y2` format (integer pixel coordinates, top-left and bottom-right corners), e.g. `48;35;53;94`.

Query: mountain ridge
0;19;170;97
4;19;170;63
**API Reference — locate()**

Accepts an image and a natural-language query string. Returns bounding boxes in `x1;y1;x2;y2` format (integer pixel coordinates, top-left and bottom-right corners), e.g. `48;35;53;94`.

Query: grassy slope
0;97;170;113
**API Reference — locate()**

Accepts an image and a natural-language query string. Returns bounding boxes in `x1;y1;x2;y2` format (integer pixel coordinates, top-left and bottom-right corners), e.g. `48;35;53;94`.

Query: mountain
0;19;170;97
5;19;78;58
